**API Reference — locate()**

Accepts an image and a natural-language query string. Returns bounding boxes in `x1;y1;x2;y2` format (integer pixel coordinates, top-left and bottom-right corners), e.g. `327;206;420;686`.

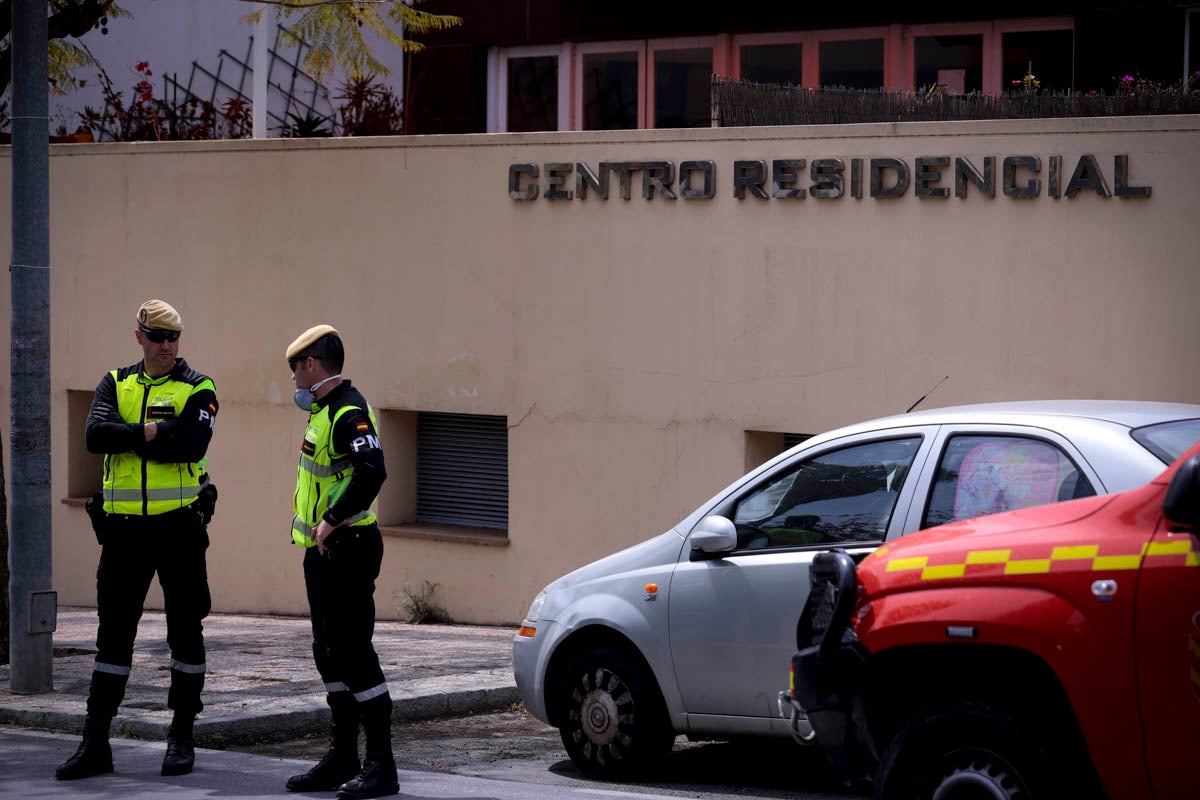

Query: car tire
874;700;1062;800
556;645;673;780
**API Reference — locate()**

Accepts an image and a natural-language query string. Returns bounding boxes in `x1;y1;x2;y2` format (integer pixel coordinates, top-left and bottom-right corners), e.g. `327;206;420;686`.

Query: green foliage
283;74;407;137
250;0;462;86
48;38;100;96
44;2;133;95
395;570;450;624
1112;70;1200;96
196;731;227;750
281;108;334;138
77;60;253;141
2;1;457;106
336;74;404;136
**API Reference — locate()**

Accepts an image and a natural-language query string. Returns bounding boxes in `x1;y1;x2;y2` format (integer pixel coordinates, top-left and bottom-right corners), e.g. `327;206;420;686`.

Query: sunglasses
288;354;322;371
142;328;180;343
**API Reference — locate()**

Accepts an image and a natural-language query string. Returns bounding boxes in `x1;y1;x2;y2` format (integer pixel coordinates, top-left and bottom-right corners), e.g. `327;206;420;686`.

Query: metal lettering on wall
507;156;1150;202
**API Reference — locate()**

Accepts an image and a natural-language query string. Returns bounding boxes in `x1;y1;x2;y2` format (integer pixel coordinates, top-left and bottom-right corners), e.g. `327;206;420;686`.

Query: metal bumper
783;550;870;784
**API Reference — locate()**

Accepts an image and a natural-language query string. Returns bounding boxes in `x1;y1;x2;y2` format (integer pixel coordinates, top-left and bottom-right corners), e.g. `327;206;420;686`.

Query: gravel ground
231;706;566;777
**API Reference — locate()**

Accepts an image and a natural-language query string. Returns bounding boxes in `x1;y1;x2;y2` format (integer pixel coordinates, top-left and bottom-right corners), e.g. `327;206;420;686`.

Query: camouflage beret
286;324;340;359
136;299;183;332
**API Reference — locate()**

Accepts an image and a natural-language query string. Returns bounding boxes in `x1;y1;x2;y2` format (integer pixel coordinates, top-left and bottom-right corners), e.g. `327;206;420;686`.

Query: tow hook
777;690;816;744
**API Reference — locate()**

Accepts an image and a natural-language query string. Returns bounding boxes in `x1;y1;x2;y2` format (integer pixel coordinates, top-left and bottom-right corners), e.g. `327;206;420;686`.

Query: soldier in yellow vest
284;325;397;800
57;299;219;781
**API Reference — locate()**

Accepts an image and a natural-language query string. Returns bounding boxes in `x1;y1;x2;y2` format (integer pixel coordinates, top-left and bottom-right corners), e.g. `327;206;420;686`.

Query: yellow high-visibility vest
103;369;213;515
292;402;378;547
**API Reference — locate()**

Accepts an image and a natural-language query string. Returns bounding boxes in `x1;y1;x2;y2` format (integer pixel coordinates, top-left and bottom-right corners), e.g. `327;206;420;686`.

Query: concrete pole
253;4;271;138
9;0;55;693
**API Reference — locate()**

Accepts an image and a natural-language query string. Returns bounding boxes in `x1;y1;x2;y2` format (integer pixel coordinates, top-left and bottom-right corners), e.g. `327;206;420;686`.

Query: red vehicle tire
874;700;1062;800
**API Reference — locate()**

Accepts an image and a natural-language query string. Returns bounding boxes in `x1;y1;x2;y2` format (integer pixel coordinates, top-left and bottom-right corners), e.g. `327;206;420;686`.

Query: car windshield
1131;418;1200;464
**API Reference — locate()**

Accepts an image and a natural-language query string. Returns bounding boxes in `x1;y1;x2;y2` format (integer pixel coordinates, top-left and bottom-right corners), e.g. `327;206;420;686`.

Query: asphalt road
0;727;854;800
231;707;863;800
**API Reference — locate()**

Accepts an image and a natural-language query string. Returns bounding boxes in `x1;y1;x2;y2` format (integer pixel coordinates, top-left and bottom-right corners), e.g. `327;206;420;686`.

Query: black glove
194;481;218;526
85;491;107;545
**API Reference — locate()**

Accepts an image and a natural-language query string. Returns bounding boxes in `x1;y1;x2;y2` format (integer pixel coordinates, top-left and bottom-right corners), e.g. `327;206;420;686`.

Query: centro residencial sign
508;155;1150;202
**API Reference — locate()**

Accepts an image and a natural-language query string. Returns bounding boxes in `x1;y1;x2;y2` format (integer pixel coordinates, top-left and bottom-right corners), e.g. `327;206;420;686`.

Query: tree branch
47;1;115;40
2;0;115;100
238;0;407;6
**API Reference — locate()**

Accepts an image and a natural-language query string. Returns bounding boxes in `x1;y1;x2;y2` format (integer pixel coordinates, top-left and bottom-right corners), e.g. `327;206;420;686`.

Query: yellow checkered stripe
885;540;1199;581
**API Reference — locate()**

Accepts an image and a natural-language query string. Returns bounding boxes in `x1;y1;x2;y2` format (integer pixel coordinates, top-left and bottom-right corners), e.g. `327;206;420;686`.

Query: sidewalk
0;606;520;746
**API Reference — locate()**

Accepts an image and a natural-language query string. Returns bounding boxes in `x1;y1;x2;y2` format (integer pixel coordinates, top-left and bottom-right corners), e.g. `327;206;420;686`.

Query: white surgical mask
293;374;341;412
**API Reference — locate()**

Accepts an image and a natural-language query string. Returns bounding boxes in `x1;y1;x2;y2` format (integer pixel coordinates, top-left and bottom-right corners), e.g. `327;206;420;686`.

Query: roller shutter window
417;412;508;530
783;432;813;450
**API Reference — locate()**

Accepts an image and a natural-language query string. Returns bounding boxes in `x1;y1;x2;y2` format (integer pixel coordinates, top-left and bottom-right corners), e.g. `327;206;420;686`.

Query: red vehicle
785;444;1200;799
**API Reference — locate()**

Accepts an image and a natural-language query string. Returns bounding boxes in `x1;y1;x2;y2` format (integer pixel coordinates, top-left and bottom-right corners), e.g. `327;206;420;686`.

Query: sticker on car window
955;440;1060;519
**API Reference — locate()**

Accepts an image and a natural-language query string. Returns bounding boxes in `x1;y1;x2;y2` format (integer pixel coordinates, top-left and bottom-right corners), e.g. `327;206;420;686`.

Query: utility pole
252;3;272;138
9;0;56;693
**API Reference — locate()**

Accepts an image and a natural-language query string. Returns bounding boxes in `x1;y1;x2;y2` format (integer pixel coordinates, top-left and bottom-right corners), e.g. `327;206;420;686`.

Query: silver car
512;400;1200;780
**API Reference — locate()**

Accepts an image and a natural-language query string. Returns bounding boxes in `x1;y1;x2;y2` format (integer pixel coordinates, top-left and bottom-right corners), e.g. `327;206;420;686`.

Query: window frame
63;388;104;505
375;409;510;543
647;35;725;129
574;39;648;130
909;427;1100;533
488;43;572;133
487;16;1078;132
902;17;1074;94
1187;9;1200;86
732;31;813;87
710;432;928;555
732;27;896;89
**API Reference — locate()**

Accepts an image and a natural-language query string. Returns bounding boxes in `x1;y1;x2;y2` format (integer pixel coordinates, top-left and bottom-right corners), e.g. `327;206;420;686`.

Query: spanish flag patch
356;422;370;431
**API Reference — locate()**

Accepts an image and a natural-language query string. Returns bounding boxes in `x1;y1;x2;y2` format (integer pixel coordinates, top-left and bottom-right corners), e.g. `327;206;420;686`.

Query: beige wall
1;115;1198;624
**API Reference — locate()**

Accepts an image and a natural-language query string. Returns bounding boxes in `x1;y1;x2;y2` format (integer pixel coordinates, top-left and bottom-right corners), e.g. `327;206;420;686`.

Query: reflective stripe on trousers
94;661;132;676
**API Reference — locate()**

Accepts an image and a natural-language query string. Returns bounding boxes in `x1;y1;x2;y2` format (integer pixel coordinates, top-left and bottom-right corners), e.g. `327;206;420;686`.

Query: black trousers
303;523;392;741
88;506;211;720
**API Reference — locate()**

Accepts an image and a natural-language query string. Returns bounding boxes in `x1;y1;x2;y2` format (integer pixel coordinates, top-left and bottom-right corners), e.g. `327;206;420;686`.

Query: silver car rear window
1131;418;1200;464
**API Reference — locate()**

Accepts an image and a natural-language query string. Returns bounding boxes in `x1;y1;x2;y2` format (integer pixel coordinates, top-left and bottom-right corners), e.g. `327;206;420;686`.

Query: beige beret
136;299;183;332
286;324;340;359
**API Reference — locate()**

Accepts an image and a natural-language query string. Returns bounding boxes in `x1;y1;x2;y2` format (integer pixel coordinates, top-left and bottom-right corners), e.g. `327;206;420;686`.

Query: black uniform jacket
314;380;386;527
85;358;218;465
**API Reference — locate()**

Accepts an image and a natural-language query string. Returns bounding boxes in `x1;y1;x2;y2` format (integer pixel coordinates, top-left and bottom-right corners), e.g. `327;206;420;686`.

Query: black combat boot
161;714;197;776
286;703;361;792
337;696;397;800
336;751;399;800
55;715;114;780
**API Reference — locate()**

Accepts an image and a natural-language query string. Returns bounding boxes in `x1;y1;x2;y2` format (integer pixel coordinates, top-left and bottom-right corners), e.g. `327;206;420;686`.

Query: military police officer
284;325;397;800
56;299;219;780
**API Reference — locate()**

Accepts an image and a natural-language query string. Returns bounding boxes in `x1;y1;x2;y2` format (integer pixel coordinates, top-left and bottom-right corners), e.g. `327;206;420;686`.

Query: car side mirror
1163;454;1200;534
690;515;737;559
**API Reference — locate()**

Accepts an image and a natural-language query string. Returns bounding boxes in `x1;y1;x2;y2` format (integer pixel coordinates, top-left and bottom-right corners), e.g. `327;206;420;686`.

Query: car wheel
556;645;673;780
875;701;1058;800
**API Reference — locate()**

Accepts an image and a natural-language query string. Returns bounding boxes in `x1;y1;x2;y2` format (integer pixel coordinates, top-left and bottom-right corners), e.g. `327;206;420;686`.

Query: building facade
407;1;1200;133
1;114;1198;624
36;3;1200;139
